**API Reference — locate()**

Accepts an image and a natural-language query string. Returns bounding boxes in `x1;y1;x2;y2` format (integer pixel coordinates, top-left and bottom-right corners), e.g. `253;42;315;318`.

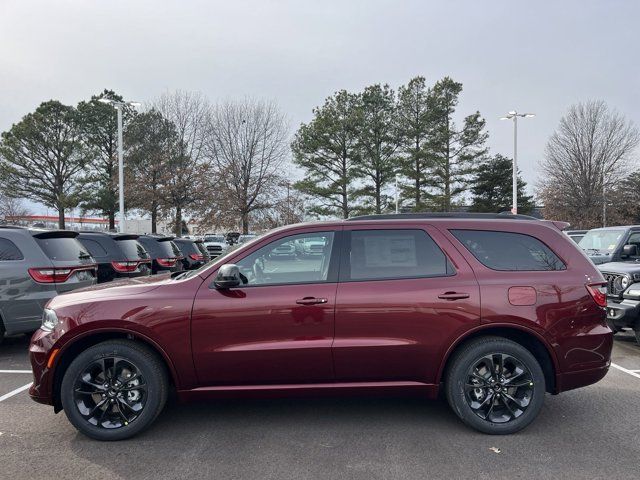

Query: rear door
332;224;481;384
32;231;96;292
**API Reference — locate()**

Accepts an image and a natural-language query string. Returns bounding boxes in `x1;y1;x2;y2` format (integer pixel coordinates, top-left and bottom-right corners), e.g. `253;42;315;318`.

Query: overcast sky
1;0;638;213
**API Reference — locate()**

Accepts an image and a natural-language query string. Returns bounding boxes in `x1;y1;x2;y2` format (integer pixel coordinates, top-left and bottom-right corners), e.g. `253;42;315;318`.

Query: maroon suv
29;213;612;440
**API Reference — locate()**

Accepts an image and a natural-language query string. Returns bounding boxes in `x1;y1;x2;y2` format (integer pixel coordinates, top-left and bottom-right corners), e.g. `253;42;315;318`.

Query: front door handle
438;292;470;301
296;297;328;305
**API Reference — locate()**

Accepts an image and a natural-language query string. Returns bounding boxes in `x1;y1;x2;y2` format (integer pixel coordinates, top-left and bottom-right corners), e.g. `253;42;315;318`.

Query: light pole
395;173;400;214
99;98;140;232
500;110;535;214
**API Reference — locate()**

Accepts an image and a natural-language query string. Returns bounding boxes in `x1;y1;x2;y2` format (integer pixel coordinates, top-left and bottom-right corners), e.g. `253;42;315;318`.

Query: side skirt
177;381;439;402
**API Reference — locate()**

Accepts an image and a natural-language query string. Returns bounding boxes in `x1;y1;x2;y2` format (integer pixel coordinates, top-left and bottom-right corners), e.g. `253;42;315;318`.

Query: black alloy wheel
61;340;168;441
446;336;546;435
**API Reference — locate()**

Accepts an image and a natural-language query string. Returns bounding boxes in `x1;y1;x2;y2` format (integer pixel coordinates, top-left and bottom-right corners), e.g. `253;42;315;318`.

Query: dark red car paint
29;218;612;408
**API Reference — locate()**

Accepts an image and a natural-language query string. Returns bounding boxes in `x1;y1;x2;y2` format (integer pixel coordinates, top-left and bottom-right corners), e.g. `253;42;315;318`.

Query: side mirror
622;244;638;257
213;264;243;289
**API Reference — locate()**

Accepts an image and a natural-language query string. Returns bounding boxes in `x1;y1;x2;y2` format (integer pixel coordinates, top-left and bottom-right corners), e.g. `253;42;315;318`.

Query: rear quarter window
450;230;566;271
0;238;24;260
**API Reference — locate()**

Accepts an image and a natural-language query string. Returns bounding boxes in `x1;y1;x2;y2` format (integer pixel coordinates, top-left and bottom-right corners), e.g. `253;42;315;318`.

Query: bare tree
153;91;212;235
0;195;30;223
539;100;640;228
206;99;289;234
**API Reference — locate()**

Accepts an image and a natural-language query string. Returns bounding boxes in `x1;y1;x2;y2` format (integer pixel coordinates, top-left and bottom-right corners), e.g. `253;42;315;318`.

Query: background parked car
202;234;228;259
136;235;183;274
173;238;207;270
0;226;96;342
77;232;151;283
578;226;640;265
564;229;588;244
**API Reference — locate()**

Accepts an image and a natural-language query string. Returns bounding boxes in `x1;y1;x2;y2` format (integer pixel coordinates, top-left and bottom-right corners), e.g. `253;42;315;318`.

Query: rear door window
451;230;566;271
35;237;92;262
0;238;24;260
343;229;454;281
116;239;149;260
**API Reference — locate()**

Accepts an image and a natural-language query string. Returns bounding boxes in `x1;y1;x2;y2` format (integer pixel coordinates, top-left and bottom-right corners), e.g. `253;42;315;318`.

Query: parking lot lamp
500;111;535;214
98;97;141;233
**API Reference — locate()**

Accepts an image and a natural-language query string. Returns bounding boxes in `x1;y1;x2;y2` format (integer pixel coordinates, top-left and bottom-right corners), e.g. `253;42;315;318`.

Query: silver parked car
0;226;97;343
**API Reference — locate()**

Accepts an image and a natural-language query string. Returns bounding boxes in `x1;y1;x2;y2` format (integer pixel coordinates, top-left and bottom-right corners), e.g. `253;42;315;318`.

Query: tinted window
79;238;108;258
451;230;566;271
155;240;176;258
36;237;92;262
346;229;453;281
175;240;198;255
0;238;24;260
237;232;334;286
116;239;149;260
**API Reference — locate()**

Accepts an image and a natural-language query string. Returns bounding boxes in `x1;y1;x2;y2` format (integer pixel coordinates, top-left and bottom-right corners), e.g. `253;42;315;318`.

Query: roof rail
346;212;540;221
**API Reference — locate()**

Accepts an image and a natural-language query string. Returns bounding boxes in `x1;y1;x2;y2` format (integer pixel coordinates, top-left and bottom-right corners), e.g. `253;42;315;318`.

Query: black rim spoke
464;352;534;424
73;356;146;430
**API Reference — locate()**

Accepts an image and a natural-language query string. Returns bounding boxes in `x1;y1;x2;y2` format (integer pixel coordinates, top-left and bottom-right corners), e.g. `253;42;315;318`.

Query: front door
332;225;481;384
191;229;340;386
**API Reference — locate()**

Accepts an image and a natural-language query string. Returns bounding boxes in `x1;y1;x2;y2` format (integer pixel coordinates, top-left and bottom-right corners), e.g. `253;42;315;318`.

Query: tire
60;340;168;441
0;318;5;346
445;336;546;435
634;328;640;346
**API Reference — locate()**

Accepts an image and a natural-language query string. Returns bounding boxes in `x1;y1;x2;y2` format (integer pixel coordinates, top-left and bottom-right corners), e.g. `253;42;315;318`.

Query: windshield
578;229;624;252
204;236;225;243
116;239;149;260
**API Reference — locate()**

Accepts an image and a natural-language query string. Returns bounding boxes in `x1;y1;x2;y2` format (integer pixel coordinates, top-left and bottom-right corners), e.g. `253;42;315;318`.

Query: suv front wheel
445;336;546;435
60;340;168;441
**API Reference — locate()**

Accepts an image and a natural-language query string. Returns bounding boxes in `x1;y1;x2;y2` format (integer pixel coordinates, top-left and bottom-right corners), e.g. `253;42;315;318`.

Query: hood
48;273;172;309
585;252;614;265
598;261;640;275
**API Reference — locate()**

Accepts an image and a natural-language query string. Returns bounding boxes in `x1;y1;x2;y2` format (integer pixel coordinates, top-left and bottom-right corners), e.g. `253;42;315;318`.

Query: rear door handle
438;292;470;301
296;297;328;305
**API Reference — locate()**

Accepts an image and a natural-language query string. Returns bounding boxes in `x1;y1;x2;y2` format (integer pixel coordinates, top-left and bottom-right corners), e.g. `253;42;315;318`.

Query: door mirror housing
622;244;638;257
214;264;243;289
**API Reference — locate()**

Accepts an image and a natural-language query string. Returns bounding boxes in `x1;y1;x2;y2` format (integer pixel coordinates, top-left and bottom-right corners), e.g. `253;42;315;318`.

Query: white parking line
611;362;640;380
0;383;32;402
0;370;31;374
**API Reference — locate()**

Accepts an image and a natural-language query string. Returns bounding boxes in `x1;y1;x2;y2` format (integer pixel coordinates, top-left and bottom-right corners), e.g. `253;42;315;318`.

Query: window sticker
363;235;417;268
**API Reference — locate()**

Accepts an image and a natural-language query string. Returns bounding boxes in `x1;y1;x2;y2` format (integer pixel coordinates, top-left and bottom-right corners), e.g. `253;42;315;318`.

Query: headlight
41;309;59;332
621;276;630;289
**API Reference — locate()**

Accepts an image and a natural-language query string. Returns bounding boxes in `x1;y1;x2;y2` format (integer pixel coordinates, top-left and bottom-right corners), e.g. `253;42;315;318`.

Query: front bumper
606;298;640;329
28;329;56;406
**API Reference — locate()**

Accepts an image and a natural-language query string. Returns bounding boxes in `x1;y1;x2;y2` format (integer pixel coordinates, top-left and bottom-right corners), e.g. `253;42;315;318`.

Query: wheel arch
438;324;559;394
51;329;180;412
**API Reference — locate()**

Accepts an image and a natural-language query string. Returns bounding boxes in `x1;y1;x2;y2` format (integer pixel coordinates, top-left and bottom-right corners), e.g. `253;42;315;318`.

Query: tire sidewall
447;339;546;435
61;342;165;441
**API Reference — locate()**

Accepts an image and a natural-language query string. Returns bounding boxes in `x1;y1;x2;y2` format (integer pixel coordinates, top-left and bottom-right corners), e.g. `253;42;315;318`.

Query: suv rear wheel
445;336;546;435
60;340;168;441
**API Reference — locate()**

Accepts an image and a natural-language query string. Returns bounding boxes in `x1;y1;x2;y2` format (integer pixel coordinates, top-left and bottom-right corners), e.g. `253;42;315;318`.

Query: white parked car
202;234;228;259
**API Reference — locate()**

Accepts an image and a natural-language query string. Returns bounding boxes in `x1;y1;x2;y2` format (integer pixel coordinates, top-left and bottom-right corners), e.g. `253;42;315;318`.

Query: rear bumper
606;298;640;329
556;363;610;393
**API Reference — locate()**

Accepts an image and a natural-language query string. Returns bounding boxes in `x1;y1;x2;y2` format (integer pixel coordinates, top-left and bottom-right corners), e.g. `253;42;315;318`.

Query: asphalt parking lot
1;334;639;480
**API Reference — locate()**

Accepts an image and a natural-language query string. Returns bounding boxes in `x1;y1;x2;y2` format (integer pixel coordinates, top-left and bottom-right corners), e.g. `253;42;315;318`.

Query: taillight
28;265;96;283
111;261;139;273
189;253;204;261
157;258;177;267
586;283;607;308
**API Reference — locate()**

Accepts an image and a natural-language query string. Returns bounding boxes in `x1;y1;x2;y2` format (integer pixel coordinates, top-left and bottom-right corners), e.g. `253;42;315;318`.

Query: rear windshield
116;239;149;260
175;241;197;255
169;241;182;257
450;230;566;271
36;237;92;262
155;240;177;258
